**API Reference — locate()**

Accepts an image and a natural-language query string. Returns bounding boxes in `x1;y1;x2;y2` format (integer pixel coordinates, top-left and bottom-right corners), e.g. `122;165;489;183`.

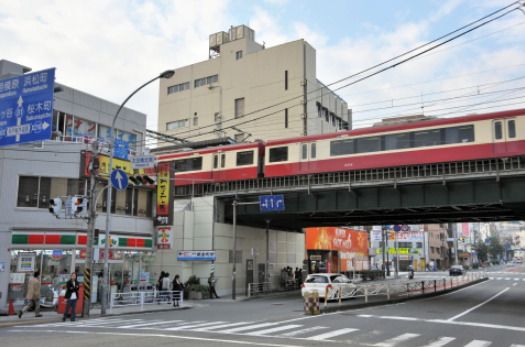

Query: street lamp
101;69;174;315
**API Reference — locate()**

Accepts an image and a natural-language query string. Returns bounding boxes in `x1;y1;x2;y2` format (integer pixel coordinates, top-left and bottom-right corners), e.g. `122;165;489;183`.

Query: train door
492;118;516;155
212;152;226;181
299;142;316;173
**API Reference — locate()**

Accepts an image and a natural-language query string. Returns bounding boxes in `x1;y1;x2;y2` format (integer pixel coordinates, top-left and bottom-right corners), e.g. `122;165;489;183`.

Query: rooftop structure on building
158;25;352;145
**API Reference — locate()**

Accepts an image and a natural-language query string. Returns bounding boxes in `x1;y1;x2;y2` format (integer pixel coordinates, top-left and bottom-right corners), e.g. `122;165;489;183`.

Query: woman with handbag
63;272;80;322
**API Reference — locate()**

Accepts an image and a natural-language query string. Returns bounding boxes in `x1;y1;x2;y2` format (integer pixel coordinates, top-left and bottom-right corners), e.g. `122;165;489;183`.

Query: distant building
158;25;351;144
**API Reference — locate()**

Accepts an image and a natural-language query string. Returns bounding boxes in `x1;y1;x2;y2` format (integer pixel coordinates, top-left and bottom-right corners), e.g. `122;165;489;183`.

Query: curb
318;278;488;314
0;305;192;329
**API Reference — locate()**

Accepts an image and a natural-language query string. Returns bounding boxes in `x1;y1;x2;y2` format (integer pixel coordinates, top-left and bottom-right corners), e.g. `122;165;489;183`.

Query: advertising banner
304;227;368;255
155;162;174;226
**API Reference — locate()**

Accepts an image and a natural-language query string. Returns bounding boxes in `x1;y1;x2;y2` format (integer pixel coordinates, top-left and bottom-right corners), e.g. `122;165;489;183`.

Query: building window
317;102;322;118
167;81;190;94
17;176;39;207
285;70;288;90
234;98;245;118
235;50;243;60
284;108;288;128
269;147;288;162
236;151;254;166
166;119;189;130
194;74;218;88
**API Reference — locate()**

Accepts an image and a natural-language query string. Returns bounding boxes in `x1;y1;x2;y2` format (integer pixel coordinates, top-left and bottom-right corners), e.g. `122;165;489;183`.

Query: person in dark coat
208;273;219;299
171;275;184;307
63;272;80;322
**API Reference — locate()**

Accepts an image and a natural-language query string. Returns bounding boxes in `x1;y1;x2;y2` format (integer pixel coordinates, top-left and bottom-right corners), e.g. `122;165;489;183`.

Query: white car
301;273;357;300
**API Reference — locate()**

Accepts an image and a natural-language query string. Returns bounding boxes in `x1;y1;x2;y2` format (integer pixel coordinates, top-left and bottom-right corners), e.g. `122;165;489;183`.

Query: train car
264;108;525;178
157;141;263;186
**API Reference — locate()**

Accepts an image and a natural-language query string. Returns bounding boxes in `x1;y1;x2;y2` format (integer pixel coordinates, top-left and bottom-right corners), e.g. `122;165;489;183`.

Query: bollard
364;286;368;303
386;284;390;300
421;281;425;294
324;287;329;307
338;287;342;304
303;291;320;315
443;278;446;290
434;280;437;293
140;292;145;311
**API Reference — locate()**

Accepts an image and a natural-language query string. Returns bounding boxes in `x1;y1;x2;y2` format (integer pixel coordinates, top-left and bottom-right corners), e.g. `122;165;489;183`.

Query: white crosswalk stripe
119;319;182;328
373;333;421;347
419;337;456;347
245;324;302;336
279;325;327;337
510;344;525;347
221;322;279;333
165;321;219;330
464;340;492;347
308;328;359;341
192;321;255;331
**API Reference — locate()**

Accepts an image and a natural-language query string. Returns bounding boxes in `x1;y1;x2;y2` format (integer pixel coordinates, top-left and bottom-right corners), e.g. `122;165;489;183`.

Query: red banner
305;227;369;255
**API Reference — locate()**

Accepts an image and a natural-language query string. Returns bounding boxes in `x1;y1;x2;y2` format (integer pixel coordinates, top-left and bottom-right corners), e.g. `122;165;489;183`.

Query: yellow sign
375;248;416;255
98;154;134;176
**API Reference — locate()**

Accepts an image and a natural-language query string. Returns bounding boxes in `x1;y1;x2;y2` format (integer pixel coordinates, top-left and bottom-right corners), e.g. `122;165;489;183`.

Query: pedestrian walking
18;270;42;318
62;272;80;322
208;273;219;299
162;272;171;303
172;274;184;307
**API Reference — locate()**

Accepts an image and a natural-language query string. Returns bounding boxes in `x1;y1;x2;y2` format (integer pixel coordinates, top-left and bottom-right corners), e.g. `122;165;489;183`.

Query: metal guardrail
174;157;525;197
247;282;272;297
323;272;487;307
109;290;183;313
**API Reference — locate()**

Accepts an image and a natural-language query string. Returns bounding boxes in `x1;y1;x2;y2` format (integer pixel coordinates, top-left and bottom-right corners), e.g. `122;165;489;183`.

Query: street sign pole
232;200;237;300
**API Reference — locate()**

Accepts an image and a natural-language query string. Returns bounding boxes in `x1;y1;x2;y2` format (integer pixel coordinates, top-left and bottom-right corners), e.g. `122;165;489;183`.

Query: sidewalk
0;301;193;328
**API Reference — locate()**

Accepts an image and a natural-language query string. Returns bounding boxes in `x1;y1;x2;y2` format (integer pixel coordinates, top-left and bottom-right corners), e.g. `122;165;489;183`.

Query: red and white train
157;108;525;186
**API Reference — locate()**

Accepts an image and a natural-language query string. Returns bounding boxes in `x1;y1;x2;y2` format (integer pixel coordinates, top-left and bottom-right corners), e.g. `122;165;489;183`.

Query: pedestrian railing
322;272;487;307
109;290;183;313
247;282;272;297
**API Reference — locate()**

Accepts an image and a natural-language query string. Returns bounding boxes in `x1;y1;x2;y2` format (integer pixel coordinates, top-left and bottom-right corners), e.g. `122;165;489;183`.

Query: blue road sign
113;138;129;160
0;68;55;147
110;169;129;191
259;194;285;212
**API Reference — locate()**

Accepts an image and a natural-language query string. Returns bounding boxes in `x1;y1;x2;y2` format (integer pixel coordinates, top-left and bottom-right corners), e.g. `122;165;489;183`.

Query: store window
17;176;70;208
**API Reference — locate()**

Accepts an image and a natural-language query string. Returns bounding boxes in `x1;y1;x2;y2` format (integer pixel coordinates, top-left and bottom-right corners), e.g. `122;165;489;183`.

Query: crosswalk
488;276;525;281
18;317;525;347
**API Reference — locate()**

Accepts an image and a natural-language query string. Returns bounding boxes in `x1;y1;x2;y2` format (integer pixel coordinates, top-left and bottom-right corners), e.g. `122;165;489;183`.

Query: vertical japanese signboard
156;226;174;249
155;162;174;226
0;68;55;147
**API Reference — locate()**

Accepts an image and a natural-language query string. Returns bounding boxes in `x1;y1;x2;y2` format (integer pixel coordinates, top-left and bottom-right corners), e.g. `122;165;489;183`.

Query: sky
1;0;524;142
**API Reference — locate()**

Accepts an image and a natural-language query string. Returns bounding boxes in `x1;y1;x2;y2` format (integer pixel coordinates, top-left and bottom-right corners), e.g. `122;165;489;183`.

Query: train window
413;129;441;147
236;151;254;166
221;153;226;168
384;133;411;150
269;147;288;162
174;157;203;172
494;121;503;140
213;154;218;169
444;125;474;144
355;136;381;153
508;120;516;138
301;144;307;160
311;143;317;159
330;139;354;156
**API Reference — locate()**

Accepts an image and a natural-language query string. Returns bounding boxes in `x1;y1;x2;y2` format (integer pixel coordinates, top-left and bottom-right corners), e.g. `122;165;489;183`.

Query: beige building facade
158;25;350;143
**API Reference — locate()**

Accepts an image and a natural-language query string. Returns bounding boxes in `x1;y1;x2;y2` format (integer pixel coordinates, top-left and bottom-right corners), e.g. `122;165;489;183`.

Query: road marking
504;277;511;280
8;329;304;347
245;324;302;336
510;344;525;347
119;319;182;328
379;316;418;321
192;321;255;331
513;282;518;286
222;322;279;333
166;321;226;330
447;287;510;321
514;278;520;281
464;340;491;347
373;333;420;346
279;326;327;337
308;328;358;341
420;337;455;347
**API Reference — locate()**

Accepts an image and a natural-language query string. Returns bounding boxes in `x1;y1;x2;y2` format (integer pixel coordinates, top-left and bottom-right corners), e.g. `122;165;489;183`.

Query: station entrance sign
0;68;55;147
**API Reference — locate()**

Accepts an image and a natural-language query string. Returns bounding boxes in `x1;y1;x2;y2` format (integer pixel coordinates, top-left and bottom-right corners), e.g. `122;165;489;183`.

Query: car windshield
331;275;352;283
305;275;329;283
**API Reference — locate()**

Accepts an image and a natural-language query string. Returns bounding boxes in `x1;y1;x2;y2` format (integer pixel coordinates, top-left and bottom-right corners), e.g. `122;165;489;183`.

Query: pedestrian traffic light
72;195;87;216
48;197;62;218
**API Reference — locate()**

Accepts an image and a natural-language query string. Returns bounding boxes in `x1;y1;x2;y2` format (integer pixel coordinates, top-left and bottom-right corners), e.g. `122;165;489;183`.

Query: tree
475;241;489;263
487;236;505;260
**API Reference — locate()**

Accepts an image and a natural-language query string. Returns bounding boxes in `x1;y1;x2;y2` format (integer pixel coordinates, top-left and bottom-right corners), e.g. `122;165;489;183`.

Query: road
1;265;524;347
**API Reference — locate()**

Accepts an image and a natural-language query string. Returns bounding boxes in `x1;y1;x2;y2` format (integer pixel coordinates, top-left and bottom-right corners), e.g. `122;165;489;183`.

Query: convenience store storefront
304;227;369;274
8;231;154;306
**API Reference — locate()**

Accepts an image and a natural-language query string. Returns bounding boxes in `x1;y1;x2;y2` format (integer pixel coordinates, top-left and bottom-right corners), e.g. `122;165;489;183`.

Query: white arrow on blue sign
110;169;129;191
259;194;285;212
0;68;55;147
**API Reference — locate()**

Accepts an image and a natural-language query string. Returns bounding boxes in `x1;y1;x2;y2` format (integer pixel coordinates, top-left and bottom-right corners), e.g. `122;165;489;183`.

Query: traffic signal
48;197;62;218
129;174;155;186
72;195;86;216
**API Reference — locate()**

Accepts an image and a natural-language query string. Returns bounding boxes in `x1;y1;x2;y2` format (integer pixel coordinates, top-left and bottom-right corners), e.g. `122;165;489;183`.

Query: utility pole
82;145;99;317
